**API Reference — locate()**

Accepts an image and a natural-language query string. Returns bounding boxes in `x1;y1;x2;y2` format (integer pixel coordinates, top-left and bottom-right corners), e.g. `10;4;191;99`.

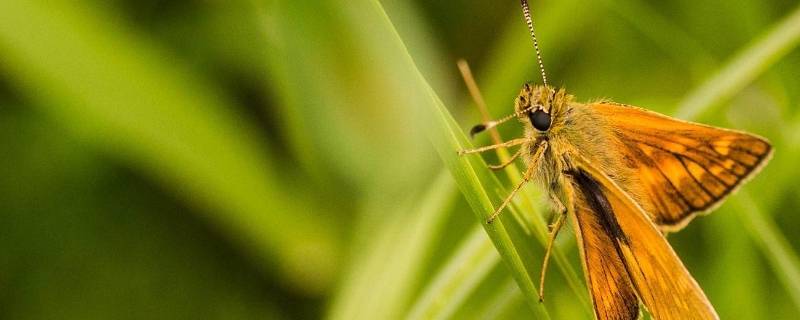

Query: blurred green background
1;0;799;319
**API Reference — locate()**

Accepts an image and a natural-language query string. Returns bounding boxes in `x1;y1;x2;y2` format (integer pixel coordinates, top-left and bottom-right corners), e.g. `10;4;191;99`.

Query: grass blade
675;4;800;120
733;194;800;309
327;172;457;320
362;1;551;315
425;80;550;318
406;227;501;320
0;1;339;293
404;2;590;314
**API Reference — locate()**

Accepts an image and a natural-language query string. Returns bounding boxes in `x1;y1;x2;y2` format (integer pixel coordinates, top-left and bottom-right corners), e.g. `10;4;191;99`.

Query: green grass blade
468;278;526;320
326;172;457;320
263;1;437;192
0;1;339;293
675;4;800;120
733;194;800;309
394;1;594;315
433;0;596;312
494;155;590;312
597;0;715;81
425;72;550;318
362;1;550;315
406;227;501;320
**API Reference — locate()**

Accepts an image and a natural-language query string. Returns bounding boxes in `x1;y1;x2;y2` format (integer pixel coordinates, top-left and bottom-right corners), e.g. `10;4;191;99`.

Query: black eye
528;110;551;131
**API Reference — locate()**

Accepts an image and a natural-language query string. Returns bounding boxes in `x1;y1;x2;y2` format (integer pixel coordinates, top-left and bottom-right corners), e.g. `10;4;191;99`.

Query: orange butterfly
457;1;772;319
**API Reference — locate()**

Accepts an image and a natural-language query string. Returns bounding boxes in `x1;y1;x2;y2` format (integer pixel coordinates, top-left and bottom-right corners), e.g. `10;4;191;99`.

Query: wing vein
674;153;715;200
627;131;756;170
632;139;747;180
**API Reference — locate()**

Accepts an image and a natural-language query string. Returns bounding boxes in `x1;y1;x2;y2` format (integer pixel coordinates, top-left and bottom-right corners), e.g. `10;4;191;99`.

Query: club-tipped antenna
468;104;536;137
520;0;548;87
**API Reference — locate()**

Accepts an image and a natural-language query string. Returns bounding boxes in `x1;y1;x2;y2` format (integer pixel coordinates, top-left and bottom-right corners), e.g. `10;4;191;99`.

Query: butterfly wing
570;172;640;320
572;158;719;320
591;102;772;231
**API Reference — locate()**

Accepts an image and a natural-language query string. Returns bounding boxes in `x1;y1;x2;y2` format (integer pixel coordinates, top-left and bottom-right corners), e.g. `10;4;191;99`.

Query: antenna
467;103;536;137
520;0;548;87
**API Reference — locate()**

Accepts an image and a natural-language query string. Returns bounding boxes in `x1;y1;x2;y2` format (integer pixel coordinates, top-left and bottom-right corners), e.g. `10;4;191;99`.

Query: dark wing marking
571;170;639;320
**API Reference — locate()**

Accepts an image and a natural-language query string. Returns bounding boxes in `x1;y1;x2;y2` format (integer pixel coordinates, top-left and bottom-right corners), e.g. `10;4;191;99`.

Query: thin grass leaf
733;194;800;309
473;51;587;306
263;1;436;192
402;1;599;316
675;4;800;120
328;172;457;320
0;1;339;293
406;227;500;320
470;278;526;320
446;3;602;309
362;1;550;315
430;0;597;313
596;0;715;81
426;86;550;317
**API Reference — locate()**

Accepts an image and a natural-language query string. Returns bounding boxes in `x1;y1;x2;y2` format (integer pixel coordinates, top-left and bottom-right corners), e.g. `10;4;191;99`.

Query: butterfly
457;1;772;319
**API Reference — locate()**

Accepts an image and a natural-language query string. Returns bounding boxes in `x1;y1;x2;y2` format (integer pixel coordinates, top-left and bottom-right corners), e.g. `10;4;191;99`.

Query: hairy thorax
518;86;644;209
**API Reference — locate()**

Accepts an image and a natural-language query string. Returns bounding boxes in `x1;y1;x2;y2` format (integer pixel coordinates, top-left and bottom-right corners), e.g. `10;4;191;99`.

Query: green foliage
0;0;799;319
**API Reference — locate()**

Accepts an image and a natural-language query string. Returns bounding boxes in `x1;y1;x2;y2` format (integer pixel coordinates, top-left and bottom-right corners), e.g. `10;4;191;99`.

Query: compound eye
529;110;551;131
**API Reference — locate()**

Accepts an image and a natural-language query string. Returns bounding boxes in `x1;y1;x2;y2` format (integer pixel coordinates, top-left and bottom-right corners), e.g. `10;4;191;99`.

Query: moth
457;1;773;319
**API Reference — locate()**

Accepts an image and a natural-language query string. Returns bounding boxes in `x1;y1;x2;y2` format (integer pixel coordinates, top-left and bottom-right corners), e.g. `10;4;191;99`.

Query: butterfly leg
538;209;566;302
486;140;548;224
488;147;524;170
457;138;531;156
539;180;577;302
547;193;567;231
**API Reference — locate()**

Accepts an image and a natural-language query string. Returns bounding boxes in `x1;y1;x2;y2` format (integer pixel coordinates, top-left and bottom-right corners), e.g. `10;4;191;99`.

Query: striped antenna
520;0;548;87
468;104;537;137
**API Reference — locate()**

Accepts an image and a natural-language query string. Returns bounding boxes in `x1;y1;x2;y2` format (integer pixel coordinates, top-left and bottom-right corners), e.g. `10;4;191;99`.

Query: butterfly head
516;83;569;133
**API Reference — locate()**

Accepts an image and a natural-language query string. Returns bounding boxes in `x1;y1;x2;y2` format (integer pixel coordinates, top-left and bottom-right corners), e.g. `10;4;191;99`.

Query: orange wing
592;102;772;231
571;172;640;320
571;160;719;320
